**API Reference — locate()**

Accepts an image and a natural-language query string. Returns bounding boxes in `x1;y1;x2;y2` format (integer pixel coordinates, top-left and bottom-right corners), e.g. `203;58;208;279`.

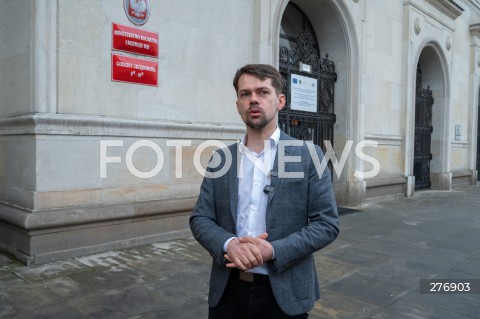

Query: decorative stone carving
446;36;452;51
469;24;480;48
414;18;421;35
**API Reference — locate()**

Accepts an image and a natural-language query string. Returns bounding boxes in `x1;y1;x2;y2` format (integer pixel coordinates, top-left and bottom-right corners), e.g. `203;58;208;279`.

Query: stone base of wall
452;170;477;186
0;198;195;265
365;176;406;201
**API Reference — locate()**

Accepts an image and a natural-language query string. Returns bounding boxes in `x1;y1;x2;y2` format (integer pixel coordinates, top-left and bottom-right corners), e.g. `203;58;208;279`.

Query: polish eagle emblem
123;0;150;25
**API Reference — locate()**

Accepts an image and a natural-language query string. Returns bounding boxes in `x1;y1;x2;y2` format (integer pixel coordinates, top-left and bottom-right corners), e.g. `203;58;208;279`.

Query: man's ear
277;94;286;111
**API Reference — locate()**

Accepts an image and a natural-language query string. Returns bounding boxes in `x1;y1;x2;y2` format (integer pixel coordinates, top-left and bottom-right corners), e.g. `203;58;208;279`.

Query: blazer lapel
228;144;239;223
267;132;295;207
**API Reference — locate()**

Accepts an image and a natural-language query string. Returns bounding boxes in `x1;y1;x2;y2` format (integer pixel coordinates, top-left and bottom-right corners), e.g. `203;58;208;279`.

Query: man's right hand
224;237;263;270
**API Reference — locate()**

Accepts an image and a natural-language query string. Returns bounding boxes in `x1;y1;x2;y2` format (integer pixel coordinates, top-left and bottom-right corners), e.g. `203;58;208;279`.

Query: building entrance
278;3;337;153
414;65;434;190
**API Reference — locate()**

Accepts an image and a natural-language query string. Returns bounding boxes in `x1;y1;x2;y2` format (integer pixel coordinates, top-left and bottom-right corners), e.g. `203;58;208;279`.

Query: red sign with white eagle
111;54;158;86
124;0;150;25
112;23;159;58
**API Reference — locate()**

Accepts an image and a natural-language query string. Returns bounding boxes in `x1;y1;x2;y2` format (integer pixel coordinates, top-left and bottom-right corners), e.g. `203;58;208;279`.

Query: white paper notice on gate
290;73;318;113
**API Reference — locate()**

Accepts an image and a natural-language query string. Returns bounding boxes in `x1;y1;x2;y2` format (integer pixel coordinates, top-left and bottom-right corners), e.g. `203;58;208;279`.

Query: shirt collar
239;127;280;154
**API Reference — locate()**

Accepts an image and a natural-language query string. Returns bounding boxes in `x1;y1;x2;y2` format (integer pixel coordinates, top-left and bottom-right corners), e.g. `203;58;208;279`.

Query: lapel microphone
264;170;277;193
263;185;275;193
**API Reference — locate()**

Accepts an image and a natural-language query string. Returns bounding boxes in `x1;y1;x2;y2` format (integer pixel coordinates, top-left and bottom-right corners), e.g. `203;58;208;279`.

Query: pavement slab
0;185;479;318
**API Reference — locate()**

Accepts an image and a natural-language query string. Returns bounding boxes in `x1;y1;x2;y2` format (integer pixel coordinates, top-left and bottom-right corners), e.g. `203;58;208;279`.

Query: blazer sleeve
189;149;236;267
269;143;339;273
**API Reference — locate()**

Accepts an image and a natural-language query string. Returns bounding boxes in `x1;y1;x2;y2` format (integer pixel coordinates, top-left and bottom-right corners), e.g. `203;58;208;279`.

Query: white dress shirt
224;127;280;275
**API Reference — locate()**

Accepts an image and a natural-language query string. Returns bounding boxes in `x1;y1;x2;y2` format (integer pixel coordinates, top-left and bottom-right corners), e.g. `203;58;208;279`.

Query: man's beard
244;106;275;129
245;116;269;129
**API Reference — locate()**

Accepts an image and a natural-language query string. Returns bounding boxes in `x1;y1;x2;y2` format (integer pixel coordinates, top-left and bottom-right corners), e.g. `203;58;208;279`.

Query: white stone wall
361;0;405;179
57;0;254;125
0;0;32;117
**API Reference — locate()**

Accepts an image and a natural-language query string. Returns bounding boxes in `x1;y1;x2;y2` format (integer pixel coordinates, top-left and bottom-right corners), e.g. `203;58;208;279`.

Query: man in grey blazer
190;64;339;318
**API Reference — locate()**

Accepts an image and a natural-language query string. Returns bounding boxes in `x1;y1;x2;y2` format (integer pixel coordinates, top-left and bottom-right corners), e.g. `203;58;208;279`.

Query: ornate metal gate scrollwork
414;65;433;190
278;3;337;154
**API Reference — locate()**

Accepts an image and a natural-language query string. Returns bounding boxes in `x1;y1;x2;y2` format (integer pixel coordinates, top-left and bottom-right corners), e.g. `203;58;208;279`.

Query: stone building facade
1;0;479;264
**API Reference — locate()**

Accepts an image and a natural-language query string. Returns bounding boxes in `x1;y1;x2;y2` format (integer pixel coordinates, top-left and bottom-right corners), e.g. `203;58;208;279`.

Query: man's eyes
239;90;270;97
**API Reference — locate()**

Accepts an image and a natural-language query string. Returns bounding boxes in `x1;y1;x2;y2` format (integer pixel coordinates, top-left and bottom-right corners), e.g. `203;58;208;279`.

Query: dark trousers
209;270;308;319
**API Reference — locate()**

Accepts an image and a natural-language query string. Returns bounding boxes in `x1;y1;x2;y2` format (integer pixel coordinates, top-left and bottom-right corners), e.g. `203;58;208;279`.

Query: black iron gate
278;3;336;153
414;65;433;190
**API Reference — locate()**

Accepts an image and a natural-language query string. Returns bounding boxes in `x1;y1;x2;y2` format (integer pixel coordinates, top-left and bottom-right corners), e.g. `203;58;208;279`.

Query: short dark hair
233;64;284;96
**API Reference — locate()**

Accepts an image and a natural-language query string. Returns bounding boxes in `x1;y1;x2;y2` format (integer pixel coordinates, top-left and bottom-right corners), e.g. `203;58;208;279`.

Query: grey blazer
190;131;339;316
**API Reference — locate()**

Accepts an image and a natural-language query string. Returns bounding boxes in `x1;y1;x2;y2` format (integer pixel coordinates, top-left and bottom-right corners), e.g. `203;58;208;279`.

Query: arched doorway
413;45;448;190
277;2;337;152
414;65;434;189
273;0;360;205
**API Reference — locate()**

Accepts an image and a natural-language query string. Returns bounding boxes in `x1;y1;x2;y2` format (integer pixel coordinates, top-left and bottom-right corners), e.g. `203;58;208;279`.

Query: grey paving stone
12;260;88;284
359;246;469;288
0;298;17;318
127;299;208;319
0;283;63;313
1;185;479;318
336;224;392;243
139;262;209;301
44;276;86;299
352;235;428;258
310;289;381;319
359;261;431;289
70;287;164;319
401;290;480;319
451;252;480;276
68;265;154;293
0;269;24;290
439;269;480;280
0;254;15;267
13;303;89;319
325;274;411;307
324;246;391;268
429;230;480;255
314;255;363;288
316;236;355;256
369;296;477;319
128;251;210;281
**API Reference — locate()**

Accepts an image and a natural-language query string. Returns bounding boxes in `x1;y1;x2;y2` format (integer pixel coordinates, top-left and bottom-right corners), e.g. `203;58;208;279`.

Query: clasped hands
224;233;273;271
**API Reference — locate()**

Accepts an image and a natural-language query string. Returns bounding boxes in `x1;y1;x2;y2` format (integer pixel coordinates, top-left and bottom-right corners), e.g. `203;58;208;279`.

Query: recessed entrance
277;2;337;153
414;64;433;190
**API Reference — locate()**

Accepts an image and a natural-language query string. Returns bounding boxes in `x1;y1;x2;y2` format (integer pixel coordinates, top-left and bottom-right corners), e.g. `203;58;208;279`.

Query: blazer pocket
290;258;313;300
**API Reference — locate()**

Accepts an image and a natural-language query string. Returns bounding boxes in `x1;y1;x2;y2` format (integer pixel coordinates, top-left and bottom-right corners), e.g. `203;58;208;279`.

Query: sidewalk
1;185;479;319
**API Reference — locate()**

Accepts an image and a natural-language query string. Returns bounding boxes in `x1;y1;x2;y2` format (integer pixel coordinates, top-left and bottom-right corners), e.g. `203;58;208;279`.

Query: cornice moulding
404;0;456;32
470;23;480;37
0;114;245;140
463;0;480;16
425;0;464;20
